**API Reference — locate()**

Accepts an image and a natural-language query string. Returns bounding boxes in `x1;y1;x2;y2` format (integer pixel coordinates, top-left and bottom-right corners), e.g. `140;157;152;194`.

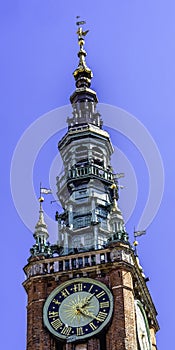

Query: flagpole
40;181;42;199
133;227;138;256
133;228;146;256
134;226;136;240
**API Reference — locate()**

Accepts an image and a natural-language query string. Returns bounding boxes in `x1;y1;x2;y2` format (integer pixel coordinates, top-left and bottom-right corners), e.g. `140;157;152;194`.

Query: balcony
24;245;134;279
57;164;114;190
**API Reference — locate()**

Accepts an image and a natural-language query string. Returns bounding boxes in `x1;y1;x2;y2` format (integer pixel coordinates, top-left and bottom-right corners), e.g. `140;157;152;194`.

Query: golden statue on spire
70;18;98;103
77;27;89;39
73;17;92;82
76;17;89;48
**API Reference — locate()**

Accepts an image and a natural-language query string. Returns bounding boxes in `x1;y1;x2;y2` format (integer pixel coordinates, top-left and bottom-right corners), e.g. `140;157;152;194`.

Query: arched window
75;145;88;164
92;146;104;166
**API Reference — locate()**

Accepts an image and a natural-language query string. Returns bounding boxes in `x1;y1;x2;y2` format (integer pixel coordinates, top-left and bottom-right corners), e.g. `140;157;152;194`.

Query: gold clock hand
81;293;95;308
78;307;99;321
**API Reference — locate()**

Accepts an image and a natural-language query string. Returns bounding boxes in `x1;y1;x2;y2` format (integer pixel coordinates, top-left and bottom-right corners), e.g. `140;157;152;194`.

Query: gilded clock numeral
73;283;83;292
100;301;109;308
96;290;105;299
89;322;97;330
61;326;72;336
49;311;59;318
76;327;84;336
51;318;63;330
88;285;93;293
52;298;61;305
97;311;108;322
61;288;70;298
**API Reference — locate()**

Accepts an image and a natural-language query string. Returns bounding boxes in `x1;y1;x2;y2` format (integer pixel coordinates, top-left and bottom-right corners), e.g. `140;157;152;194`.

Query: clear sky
1;1;175;349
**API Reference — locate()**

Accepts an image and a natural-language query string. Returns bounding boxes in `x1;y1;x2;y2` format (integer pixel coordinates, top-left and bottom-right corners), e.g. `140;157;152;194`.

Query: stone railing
56;165;114;190
24;246;134;279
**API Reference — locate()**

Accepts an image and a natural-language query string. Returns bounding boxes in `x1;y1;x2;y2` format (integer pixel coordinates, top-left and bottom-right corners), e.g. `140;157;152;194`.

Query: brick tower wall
106;267;138;350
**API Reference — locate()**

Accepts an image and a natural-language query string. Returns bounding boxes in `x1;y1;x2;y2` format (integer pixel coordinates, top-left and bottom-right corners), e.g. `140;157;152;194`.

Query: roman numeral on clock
61;326;72;336
97;311;108;322
88;285;93;293
61;288;70;298
76;327;84;336
100;301;109;308
96;290;105;299
89;322;97;330
73;283;83;292
49;311;59;319
52;298;61;305
51;318;63;330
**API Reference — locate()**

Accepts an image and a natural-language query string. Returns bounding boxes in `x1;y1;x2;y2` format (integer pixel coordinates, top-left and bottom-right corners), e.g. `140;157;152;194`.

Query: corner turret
30;197;51;257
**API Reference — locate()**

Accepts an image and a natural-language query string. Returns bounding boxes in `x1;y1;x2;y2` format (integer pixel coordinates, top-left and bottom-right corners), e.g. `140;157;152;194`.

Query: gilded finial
75;17;89;53
76;16;89;43
38;182;52;207
111;183;117;190
70;18;98;104
72;18;92;84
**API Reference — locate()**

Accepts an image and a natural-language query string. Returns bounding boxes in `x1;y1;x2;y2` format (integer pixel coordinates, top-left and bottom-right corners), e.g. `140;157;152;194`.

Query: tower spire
30;197;51;257
35;197;48;238
73;20;92;88
70;19;98;104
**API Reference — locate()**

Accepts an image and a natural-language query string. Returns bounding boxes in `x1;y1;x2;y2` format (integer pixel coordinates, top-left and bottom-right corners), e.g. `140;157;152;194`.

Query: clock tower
23;23;159;350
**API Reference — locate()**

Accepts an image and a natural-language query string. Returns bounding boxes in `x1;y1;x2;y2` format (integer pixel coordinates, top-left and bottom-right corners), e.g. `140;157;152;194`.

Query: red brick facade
23;244;159;350
106;269;137;350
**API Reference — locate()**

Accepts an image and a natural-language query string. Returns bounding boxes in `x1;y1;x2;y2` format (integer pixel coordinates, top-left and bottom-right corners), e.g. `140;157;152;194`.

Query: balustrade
25;246;134;279
57;164;114;190
25;249;111;279
67;164;113;181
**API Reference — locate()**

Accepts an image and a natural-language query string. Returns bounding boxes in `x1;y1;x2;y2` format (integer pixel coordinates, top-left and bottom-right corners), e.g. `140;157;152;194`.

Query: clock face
135;300;151;350
43;278;113;341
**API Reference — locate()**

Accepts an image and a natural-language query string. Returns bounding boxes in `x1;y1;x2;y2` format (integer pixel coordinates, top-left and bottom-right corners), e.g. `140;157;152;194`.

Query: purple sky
1;1;175;349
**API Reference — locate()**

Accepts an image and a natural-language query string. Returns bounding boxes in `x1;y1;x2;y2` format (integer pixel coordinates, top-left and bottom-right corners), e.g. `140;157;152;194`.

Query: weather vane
76;16;89;45
76;16;85;26
133;227;146;256
39;182;52;202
